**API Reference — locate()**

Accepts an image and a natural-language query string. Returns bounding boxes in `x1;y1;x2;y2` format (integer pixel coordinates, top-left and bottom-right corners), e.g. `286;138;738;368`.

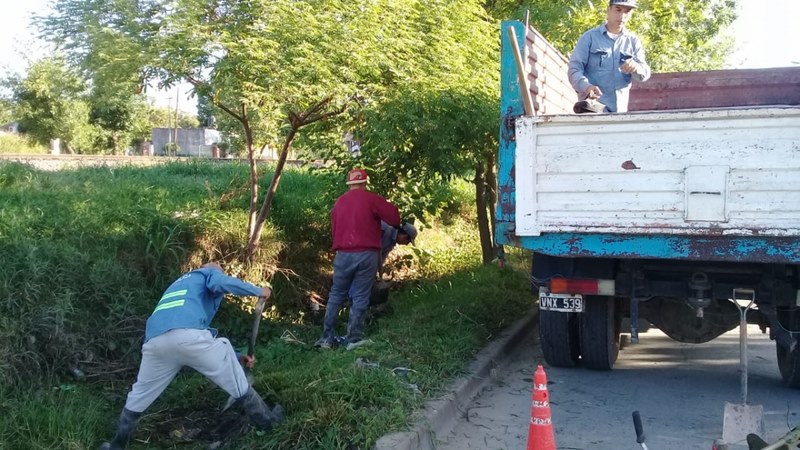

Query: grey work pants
124;328;249;413
330;250;379;312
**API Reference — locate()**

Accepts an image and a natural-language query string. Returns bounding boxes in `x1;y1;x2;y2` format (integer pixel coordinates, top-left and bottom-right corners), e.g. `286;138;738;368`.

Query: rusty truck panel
630;67;800;111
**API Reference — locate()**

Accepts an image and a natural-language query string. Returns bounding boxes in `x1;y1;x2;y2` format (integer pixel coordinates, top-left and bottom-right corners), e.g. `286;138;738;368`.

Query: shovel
221;295;268;412
722;288;765;445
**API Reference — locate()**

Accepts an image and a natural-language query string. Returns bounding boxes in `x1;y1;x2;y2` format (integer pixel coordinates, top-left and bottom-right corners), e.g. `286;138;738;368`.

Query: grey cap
609;0;637;7
399;223;417;243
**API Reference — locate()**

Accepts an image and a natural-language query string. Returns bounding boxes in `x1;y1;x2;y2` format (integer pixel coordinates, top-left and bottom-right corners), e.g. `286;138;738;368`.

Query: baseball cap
346;168;369;185
609;0;637;7
400;223;417;243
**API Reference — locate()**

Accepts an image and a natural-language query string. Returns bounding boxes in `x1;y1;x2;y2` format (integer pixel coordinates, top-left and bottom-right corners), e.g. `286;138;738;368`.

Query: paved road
438;324;800;450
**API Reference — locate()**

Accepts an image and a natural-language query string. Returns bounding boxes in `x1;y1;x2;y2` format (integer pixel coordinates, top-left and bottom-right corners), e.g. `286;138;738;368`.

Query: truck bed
514;106;800;239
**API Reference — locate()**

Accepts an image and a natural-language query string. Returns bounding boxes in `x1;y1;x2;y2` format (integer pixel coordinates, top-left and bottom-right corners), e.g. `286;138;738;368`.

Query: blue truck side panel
494;21;800;265
496;21;524;225
495;223;800;264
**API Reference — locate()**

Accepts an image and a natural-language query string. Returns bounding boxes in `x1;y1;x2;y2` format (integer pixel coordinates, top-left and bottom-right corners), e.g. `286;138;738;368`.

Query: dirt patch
147;407;252;449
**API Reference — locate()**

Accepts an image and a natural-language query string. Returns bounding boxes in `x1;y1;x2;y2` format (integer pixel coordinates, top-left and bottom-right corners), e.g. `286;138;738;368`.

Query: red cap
346;168;369;185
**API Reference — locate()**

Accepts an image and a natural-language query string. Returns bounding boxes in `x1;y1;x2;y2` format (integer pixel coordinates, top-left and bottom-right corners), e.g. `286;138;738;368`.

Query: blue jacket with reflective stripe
144;267;264;342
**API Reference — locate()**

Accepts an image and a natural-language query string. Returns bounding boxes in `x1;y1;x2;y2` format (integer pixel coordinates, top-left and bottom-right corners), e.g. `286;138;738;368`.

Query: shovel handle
248;296;267;357
732;288;755;405
632;411;646;444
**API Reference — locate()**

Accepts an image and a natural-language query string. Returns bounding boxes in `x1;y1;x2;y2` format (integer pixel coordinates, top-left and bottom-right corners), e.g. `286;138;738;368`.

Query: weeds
0;133;48;154
0;160;534;449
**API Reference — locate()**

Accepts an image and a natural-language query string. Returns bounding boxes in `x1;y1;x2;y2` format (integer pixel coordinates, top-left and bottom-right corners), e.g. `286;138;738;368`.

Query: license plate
539;294;584;312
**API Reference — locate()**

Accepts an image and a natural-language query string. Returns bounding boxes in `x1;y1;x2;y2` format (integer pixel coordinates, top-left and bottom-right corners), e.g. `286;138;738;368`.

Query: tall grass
0;133;48;154
0;160;534;450
0;160;305;384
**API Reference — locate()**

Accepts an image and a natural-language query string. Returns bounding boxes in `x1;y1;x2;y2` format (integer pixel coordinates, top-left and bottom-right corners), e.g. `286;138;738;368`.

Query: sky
1;0;799;112
726;0;800;68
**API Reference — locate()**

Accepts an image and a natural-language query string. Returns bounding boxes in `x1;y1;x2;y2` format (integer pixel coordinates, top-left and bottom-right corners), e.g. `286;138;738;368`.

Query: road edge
373;307;538;450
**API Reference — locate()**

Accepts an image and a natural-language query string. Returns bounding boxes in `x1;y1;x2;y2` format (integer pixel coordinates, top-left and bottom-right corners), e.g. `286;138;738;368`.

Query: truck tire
579;295;621;370
776;307;800;388
777;342;800;388
539;310;580;367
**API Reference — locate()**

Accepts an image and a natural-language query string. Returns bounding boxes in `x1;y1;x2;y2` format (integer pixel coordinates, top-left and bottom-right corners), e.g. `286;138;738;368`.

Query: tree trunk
475;163;493;264
245;126;298;262
242;110;259;241
111;131;119;155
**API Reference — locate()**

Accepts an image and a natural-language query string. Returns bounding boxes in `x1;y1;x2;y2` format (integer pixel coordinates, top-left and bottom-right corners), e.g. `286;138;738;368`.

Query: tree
89;85;150;154
634;0;737;71
11;58;97;153
138;0;503;262
0;99;13;126
346;0;501;264
484;0;737;72
37;0;738;265
38;0;164;154
150;1;373;260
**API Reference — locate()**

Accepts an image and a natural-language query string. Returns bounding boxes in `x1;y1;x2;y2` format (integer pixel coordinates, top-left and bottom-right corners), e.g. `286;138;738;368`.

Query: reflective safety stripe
531;417;552;425
153;299;185;312
160;289;188;302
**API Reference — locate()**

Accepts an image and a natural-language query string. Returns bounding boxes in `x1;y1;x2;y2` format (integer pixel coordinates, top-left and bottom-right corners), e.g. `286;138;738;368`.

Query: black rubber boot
99;408;141;450
345;308;367;345
239;387;284;431
314;302;341;348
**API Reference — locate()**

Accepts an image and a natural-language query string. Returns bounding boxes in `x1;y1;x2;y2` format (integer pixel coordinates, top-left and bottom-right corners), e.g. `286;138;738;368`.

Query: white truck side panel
515;107;800;237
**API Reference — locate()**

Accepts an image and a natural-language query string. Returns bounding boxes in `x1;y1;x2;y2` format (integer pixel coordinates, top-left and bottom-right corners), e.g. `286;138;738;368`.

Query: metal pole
174;87;180;150
167;97;172;145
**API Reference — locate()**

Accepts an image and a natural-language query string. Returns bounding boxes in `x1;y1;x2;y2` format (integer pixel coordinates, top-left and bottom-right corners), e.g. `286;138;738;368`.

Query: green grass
0;160;534;449
0;133;49;154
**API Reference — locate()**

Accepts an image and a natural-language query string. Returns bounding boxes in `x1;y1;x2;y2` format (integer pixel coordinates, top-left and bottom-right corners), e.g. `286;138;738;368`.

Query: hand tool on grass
221;296;267;413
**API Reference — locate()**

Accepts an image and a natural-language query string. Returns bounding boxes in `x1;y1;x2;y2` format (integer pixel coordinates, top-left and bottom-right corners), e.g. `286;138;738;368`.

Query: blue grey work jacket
568;23;651;112
144;267;264;342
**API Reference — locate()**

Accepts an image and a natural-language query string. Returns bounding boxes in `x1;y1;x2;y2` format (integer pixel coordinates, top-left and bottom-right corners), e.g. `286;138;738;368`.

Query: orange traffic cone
526;364;556;450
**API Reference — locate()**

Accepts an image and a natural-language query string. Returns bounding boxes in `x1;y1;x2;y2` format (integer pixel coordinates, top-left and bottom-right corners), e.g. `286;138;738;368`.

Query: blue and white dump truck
496;21;800;387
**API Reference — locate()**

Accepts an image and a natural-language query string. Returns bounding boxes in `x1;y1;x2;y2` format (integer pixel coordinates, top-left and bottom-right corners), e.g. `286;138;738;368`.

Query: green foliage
0;383;109;449
9;57;99;153
39;0;504;237
488;0;738;72
0;160;535;449
35;2;167;154
0;161;261;385
162;141;180;156
37;0;161;91
304;0;500;225
88;82;155;155
0;98;13;125
634;0;737;72
0;134;49;154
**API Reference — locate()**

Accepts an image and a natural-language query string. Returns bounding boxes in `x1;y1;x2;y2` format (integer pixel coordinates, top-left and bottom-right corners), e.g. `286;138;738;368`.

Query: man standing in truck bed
568;0;651;113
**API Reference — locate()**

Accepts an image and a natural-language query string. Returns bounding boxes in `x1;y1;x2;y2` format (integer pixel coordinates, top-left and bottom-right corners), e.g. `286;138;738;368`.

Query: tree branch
184;74;244;123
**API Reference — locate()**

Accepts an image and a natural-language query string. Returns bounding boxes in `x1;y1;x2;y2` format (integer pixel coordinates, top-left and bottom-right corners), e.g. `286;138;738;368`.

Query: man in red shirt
314;168;401;350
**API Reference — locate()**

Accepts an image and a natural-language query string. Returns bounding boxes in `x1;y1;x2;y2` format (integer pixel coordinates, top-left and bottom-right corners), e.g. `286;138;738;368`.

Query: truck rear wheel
539;310;580;367
579;295;621;370
776;307;800;388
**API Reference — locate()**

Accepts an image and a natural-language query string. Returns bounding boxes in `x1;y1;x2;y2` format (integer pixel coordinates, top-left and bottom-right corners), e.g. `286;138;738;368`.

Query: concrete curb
373;308;539;450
